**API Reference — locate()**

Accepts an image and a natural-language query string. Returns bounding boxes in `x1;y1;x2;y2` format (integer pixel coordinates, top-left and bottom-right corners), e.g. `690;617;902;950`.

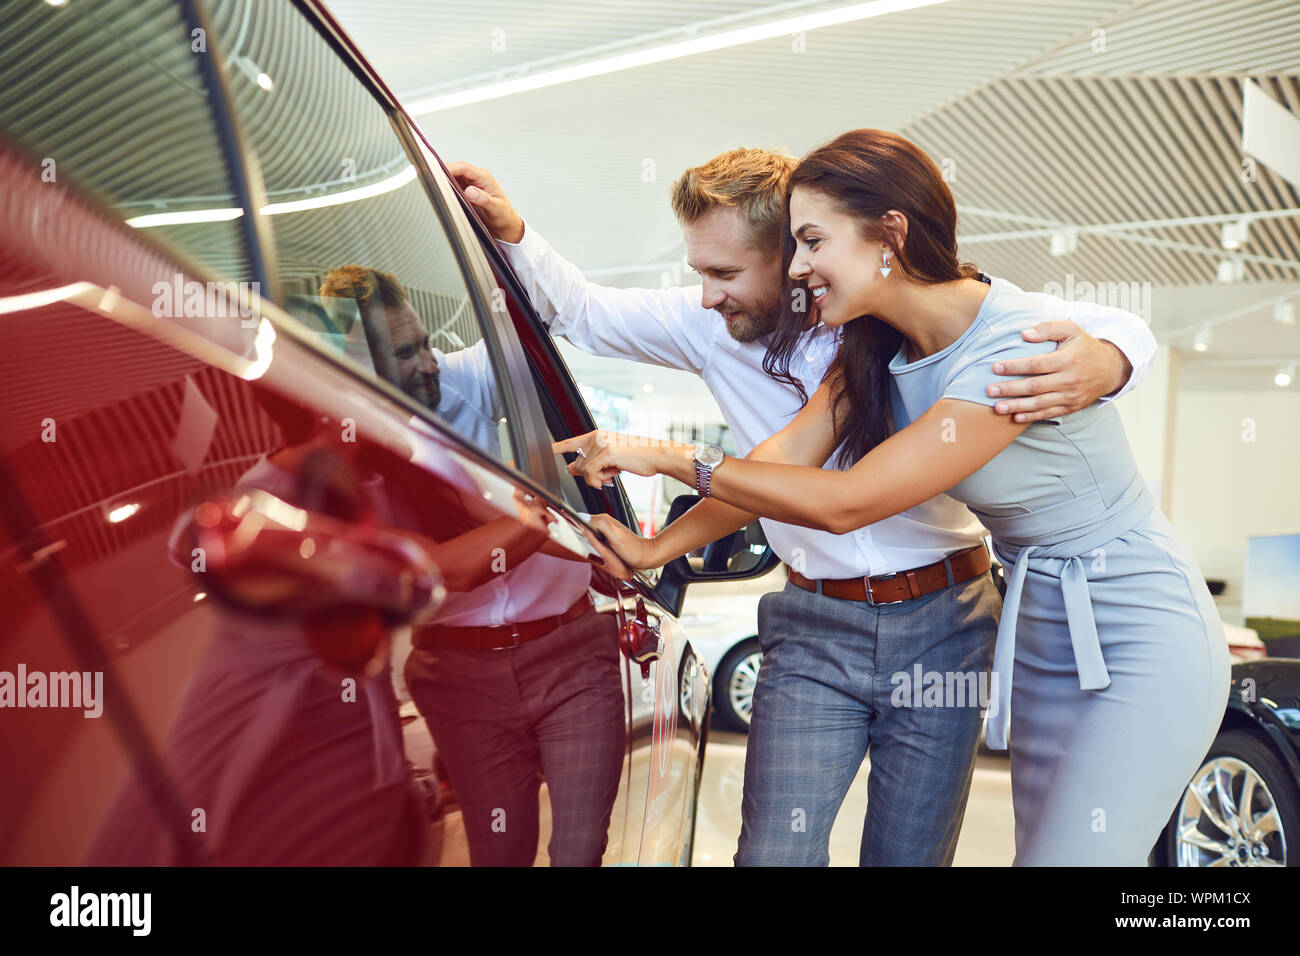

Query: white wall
1114;348;1175;508
1168;389;1300;621
1114;348;1300;622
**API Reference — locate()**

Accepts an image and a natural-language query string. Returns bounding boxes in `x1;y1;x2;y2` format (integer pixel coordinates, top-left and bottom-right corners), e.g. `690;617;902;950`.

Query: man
316;266;626;867
449;150;1156;866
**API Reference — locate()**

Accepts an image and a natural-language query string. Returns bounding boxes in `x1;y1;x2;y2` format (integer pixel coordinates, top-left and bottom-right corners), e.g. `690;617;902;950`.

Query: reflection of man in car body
318;266;626;867
87;390;425;867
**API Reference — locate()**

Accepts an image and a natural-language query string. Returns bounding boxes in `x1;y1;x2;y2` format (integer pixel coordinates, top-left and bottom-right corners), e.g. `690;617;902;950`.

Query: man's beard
406;372;442;411
719;288;783;343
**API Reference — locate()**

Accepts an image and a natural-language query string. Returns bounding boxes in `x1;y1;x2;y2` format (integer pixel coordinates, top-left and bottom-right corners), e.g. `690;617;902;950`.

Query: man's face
385;301;441;409
682;207;787;343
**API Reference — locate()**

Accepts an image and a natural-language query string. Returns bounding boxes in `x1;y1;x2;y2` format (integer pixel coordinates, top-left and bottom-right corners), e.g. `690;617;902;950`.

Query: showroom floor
692;730;1015;867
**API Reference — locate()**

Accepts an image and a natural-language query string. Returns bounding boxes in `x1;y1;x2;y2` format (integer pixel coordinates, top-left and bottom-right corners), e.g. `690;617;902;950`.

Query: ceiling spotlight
1049;227;1078;257
106;502;141;524
1193;326;1212;352
1275;301;1296;325
1219;219;1250;250
232;55;274;92
1275;364;1294;387
1216;257;1245;283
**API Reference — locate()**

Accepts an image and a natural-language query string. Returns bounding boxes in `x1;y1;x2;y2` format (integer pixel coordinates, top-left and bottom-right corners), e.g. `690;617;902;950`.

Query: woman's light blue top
888;275;1157;748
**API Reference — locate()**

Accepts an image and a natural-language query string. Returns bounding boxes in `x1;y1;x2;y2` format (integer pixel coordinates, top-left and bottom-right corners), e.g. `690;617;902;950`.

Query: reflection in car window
207;0;516;468
0;0;247;279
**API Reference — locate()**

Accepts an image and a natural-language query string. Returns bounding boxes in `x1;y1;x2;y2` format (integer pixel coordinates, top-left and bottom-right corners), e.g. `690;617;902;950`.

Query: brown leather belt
785;544;991;605
412;594;593;651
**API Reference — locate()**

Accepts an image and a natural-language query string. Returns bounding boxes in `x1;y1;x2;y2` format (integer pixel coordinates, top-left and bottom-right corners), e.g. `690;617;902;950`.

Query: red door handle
190;488;446;624
619;594;662;680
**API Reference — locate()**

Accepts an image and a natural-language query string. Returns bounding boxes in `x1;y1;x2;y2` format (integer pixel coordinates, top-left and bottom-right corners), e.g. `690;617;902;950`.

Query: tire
1158;729;1300;866
713;637;762;733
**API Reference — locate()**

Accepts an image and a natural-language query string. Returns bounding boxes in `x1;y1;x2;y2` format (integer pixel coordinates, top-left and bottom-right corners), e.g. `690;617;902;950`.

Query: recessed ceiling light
406;0;954;114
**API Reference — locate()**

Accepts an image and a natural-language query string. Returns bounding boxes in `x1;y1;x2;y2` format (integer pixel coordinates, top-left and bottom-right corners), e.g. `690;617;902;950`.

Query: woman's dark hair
762;128;981;468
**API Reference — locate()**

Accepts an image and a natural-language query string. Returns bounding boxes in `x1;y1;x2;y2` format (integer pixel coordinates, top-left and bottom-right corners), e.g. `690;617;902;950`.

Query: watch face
696;444;725;467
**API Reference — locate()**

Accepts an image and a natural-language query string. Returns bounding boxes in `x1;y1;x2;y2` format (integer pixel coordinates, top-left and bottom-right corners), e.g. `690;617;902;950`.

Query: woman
557;129;1230;866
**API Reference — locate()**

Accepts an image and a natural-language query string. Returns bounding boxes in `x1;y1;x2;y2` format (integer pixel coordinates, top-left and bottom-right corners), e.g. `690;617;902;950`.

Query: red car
0;0;776;866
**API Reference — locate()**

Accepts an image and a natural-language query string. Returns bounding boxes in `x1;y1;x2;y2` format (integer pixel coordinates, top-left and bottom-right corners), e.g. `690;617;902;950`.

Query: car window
205;0;518;469
0;0;248;280
456;251;626;519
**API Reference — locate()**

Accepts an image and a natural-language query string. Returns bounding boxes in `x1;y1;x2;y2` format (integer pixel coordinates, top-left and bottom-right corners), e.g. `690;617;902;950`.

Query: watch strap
695;460;712;498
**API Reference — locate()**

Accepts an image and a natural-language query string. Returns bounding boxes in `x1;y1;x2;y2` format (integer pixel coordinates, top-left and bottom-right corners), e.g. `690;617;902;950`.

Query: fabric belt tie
980;475;1155;752
985;550;1110;750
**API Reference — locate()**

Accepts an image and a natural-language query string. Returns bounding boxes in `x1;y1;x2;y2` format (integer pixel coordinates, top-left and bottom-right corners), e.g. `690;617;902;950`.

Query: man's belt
785;544;991;606
412;594;593;651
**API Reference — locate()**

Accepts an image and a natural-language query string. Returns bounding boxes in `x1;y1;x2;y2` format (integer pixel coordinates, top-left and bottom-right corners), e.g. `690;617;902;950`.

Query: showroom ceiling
327;0;1300;392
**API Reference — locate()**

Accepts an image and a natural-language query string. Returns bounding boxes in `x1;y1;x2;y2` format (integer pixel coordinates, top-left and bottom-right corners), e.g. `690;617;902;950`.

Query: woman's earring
880;251;892;278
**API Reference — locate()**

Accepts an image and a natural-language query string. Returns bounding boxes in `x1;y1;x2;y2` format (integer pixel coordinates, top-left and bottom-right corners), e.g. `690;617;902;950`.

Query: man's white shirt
498;219;1158;579
430;341;591;626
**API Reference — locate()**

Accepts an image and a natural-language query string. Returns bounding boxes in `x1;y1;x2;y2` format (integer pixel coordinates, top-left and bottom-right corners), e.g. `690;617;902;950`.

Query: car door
237;0;650;866
419;127;713;864
0;0;634;867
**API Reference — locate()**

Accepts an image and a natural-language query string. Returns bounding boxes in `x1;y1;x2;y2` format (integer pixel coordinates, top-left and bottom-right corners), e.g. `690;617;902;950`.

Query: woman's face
787;185;890;328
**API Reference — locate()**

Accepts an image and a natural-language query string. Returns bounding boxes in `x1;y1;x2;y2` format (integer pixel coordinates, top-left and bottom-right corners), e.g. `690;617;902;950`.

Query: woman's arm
687;399;1028;533
563;372;847;568
570;395;1029;538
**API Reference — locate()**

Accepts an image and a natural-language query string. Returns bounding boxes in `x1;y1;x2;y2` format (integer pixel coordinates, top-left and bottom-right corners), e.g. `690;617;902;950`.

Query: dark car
0;0;776;866
1153;659;1300;866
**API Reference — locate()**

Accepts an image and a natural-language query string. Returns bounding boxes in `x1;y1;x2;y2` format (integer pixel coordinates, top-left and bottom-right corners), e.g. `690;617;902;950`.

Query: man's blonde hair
670;147;797;254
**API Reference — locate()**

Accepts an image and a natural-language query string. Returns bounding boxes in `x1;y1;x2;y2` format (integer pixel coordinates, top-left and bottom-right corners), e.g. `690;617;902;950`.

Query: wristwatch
692;444;726;498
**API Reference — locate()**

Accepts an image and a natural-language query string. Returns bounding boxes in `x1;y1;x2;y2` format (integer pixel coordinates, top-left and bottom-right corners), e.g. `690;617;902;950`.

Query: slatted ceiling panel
208;0;404;196
269;188;457;281
390;0;1136;271
0;0;233;206
144;224;258;284
5;358;281;584
349;0;1135;105
910;69;1300;296
1015;0;1300;76
0;304;202;457
329;0;773;97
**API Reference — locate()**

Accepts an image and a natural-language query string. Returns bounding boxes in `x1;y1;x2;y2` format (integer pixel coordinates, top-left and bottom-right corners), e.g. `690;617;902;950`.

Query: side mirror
653;494;782;617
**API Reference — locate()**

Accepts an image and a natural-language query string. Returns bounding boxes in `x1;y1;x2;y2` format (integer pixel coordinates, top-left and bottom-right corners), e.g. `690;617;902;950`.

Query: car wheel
1161;729;1299;866
713;637;762;732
